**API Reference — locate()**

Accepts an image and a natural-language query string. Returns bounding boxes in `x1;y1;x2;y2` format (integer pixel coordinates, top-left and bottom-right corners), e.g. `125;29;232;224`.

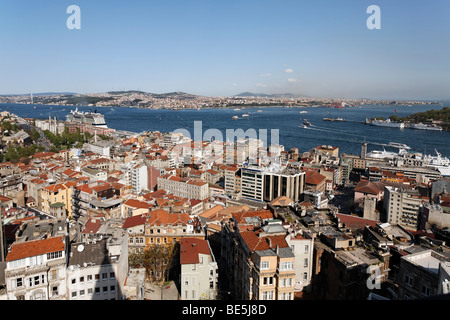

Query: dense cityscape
0;91;437;110
1;1;450;313
0;105;448;303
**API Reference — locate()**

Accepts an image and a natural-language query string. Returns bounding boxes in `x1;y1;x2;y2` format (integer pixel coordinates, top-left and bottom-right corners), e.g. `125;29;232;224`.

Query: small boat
303;119;311;126
242;114;249;117
257;110;262;112
299;110;308;114
232;116;239;120
388;142;411;150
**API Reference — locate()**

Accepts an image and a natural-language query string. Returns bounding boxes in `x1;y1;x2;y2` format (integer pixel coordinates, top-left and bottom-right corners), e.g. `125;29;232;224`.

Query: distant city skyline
0;0;449;100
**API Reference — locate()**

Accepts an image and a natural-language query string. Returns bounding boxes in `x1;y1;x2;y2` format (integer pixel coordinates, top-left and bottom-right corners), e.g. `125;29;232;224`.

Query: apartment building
66;236;128;300
41;182;76;218
5;236;68;300
240;225;296;300
241;167;264;201
263;168;305;202
221;209;296;300
145;209;205;247
180;238;218;300
397;249;450;300
224;166;241;197
122;214;147;254
157;174;209;200
384;186;424;231
131;163;148;194
285;231;315;292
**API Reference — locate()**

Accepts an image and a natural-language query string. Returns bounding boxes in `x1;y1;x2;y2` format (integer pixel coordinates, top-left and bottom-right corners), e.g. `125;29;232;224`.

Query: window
304;245;309;253
280;261;294;271
88;288;93;295
110;285;116;292
87;275;93;282
260;261;269;270
52;286;58;296
110;272;115;279
280;278;292;287
15;278;23;288
71;291;77;299
102;273;108;280
303;272;308;281
51;270;57;281
405;275;413;287
103;286;108;293
304;258;309;268
79;276;85;283
95;274;100;280
71;278;76;285
95;287;100;295
422;285;430;297
262;291;273;300
80;289;85;296
47;251;63;260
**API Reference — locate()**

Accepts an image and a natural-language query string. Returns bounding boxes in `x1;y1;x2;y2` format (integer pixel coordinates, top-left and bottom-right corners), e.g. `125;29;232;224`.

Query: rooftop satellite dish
77;244;84;252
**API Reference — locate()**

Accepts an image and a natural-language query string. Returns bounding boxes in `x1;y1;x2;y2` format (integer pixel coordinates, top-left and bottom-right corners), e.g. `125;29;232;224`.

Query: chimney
266;237;272;248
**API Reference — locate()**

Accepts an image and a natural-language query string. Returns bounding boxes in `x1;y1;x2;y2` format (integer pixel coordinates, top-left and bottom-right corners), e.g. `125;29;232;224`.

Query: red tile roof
354;180;383;195
124;199;151;209
240;230;289;252
180;238;211;264
122;214;148;229
82;218;102;234
305;171;326;185
6;236;65;261
232;209;274;225
335;213;378;230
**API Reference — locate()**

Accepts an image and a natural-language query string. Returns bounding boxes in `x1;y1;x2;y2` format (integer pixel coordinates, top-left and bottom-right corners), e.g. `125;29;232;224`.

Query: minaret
31;93;33;104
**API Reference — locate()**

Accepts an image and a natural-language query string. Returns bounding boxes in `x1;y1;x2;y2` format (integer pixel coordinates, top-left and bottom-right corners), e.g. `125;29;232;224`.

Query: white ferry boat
368;118;405;129
66;108;107;128
409;123;443;131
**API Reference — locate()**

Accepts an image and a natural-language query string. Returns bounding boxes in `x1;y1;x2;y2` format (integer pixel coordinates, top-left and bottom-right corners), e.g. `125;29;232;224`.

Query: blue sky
0;0;449;99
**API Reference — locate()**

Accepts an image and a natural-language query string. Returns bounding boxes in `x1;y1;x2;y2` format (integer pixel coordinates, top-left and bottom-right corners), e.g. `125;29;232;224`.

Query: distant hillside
0;92;77;97
390;106;450;131
235;92;309;98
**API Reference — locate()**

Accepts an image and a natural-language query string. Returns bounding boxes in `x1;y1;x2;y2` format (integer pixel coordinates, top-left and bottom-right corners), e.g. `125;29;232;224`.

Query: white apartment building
81;166;107;181
157;174;209;200
384;186;423;231
85;140;113;158
131;163;148;194
67;236;128;300
180;238;218;300
241;167;264;201
224;166;240;196
5;236;68;300
285;231;314;292
120;161;135;187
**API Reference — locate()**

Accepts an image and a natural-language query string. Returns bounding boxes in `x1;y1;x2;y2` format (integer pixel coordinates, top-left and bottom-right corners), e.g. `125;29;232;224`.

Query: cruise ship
424;150;450;176
409;123;443;131
367;118;405;129
66;108;107;128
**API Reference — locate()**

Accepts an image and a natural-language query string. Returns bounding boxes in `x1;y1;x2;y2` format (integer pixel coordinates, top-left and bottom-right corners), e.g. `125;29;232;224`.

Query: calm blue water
1;102;449;157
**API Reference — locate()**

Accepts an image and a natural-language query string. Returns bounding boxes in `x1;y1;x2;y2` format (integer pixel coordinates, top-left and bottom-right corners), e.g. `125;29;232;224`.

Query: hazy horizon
1;0;449;100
